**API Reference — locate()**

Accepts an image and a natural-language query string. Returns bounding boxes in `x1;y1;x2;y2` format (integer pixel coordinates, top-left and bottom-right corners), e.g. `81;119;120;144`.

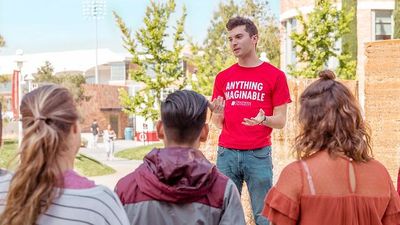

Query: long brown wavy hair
294;70;372;162
0;85;79;225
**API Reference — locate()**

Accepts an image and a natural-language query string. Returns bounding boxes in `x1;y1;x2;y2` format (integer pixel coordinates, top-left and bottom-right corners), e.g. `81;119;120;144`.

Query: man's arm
242;104;288;129
211;113;224;129
261;104;287;129
209;96;225;129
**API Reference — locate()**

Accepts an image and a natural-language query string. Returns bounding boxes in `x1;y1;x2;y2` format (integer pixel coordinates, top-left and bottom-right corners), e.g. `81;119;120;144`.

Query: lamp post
83;0;106;84
15;49;24;146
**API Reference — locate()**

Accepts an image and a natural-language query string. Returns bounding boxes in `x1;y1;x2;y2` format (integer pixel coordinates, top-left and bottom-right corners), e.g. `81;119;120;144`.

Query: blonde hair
0;85;79;225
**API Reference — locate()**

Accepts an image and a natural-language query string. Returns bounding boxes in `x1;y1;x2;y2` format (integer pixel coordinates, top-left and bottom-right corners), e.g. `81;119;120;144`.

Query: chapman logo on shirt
231;101;251;106
224;81;265;102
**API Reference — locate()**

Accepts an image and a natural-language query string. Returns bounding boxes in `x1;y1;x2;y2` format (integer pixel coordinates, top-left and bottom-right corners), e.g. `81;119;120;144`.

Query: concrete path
79;136;160;190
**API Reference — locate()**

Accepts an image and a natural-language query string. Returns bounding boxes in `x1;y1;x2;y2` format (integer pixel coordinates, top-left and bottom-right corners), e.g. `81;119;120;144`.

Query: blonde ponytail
0;85;79;225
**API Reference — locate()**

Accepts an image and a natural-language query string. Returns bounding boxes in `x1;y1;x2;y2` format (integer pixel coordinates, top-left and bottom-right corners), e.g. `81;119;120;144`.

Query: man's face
228;25;257;58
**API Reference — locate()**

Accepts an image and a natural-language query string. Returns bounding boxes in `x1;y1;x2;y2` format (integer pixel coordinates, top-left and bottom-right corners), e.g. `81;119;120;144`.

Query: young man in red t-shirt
210;16;291;225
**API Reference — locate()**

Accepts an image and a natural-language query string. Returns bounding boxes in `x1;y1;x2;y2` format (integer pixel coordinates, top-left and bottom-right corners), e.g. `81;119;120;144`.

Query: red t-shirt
212;62;291;150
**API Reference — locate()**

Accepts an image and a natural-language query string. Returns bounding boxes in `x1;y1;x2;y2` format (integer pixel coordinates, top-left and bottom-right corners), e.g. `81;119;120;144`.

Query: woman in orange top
263;70;400;225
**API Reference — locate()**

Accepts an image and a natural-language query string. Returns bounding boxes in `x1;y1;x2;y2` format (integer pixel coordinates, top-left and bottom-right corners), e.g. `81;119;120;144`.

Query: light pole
15;49;24;146
82;0;106;84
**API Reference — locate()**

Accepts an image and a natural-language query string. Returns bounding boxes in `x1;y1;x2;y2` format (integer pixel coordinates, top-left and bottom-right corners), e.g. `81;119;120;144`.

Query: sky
0;0;279;56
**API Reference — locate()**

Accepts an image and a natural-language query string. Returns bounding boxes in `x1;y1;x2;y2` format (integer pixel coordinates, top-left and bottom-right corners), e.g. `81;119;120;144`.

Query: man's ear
156;120;164;140
252;34;258;46
199;124;209;142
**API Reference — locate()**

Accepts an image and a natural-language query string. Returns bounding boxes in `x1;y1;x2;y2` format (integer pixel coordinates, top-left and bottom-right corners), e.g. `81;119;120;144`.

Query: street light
14;49;24;146
82;0;106;84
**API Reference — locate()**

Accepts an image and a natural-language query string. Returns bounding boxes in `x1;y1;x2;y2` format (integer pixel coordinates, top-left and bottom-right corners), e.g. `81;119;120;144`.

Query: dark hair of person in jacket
157;90;209;148
294;70;372;162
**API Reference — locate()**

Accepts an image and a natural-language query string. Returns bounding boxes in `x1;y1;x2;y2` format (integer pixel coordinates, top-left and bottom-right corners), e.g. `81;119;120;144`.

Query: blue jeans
217;146;272;225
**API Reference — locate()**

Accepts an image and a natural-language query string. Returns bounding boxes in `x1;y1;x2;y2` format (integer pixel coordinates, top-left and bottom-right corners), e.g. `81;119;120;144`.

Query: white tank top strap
301;160;316;195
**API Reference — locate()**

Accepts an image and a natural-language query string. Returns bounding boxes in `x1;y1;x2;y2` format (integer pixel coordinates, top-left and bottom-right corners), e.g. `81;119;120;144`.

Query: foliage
395;0;400;39
34;61;88;103
190;0;280;95
114;0;186;121
0;74;11;83
0;35;4;47
341;0;357;64
289;0;356;79
115;142;163;160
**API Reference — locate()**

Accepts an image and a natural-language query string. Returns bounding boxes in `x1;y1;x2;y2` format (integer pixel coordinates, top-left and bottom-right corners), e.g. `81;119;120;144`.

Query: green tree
395;0;400;39
34;61;55;83
289;0;356;79
34;61;87;103
341;0;357;66
0;35;5;47
113;0;186;121
189;0;280;96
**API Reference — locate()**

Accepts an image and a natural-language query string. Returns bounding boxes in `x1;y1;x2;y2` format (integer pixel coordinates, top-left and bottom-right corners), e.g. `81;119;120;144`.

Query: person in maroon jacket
115;90;245;225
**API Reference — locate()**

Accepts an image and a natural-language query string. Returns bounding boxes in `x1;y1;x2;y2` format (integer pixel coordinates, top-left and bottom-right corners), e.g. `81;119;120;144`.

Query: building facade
280;0;396;108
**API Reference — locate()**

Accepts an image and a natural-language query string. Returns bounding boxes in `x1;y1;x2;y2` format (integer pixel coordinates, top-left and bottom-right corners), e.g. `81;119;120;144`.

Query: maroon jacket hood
133;147;219;203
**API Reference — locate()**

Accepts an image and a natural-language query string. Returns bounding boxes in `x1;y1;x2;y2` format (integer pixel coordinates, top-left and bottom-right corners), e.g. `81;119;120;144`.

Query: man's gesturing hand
242;109;266;126
209;96;225;114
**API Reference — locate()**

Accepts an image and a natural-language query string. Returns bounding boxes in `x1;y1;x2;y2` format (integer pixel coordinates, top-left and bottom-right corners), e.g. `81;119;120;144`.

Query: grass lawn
0;139;115;177
0;139;18;169
75;153;115;177
115;142;164;160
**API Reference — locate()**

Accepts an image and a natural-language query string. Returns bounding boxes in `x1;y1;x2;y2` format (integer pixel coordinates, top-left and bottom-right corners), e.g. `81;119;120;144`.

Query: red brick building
79;84;128;139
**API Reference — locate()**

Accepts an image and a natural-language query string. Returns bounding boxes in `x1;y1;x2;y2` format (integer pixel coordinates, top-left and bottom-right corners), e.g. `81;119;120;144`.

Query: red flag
11;70;19;119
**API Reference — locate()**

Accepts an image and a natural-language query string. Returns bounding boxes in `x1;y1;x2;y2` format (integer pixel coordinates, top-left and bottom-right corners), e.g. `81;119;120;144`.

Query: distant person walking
262;70;400;225
90;119;100;149
103;124;116;160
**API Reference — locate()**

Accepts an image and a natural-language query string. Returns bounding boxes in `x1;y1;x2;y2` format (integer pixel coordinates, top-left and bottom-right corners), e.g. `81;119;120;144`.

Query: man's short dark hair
226;16;258;37
161;90;208;144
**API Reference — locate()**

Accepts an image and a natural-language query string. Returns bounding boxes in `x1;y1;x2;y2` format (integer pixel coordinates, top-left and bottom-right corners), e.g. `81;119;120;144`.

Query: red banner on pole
11;70;19;119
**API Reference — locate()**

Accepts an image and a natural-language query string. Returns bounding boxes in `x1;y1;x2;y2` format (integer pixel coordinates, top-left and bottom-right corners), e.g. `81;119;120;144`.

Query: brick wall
364;40;400;181
79;84;128;139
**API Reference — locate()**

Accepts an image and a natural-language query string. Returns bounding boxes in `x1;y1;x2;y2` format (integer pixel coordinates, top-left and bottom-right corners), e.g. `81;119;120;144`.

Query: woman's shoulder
60;185;121;206
278;161;303;180
49;186;129;224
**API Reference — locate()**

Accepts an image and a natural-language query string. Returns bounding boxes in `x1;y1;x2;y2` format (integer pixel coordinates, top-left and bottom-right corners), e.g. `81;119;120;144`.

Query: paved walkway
79;136;160;189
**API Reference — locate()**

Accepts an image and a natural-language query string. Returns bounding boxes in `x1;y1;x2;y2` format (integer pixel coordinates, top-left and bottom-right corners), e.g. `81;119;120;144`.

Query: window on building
374;10;393;40
110;62;126;81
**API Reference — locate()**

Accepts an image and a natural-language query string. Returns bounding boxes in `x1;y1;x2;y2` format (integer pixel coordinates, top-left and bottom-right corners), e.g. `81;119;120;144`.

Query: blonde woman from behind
0;85;129;225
